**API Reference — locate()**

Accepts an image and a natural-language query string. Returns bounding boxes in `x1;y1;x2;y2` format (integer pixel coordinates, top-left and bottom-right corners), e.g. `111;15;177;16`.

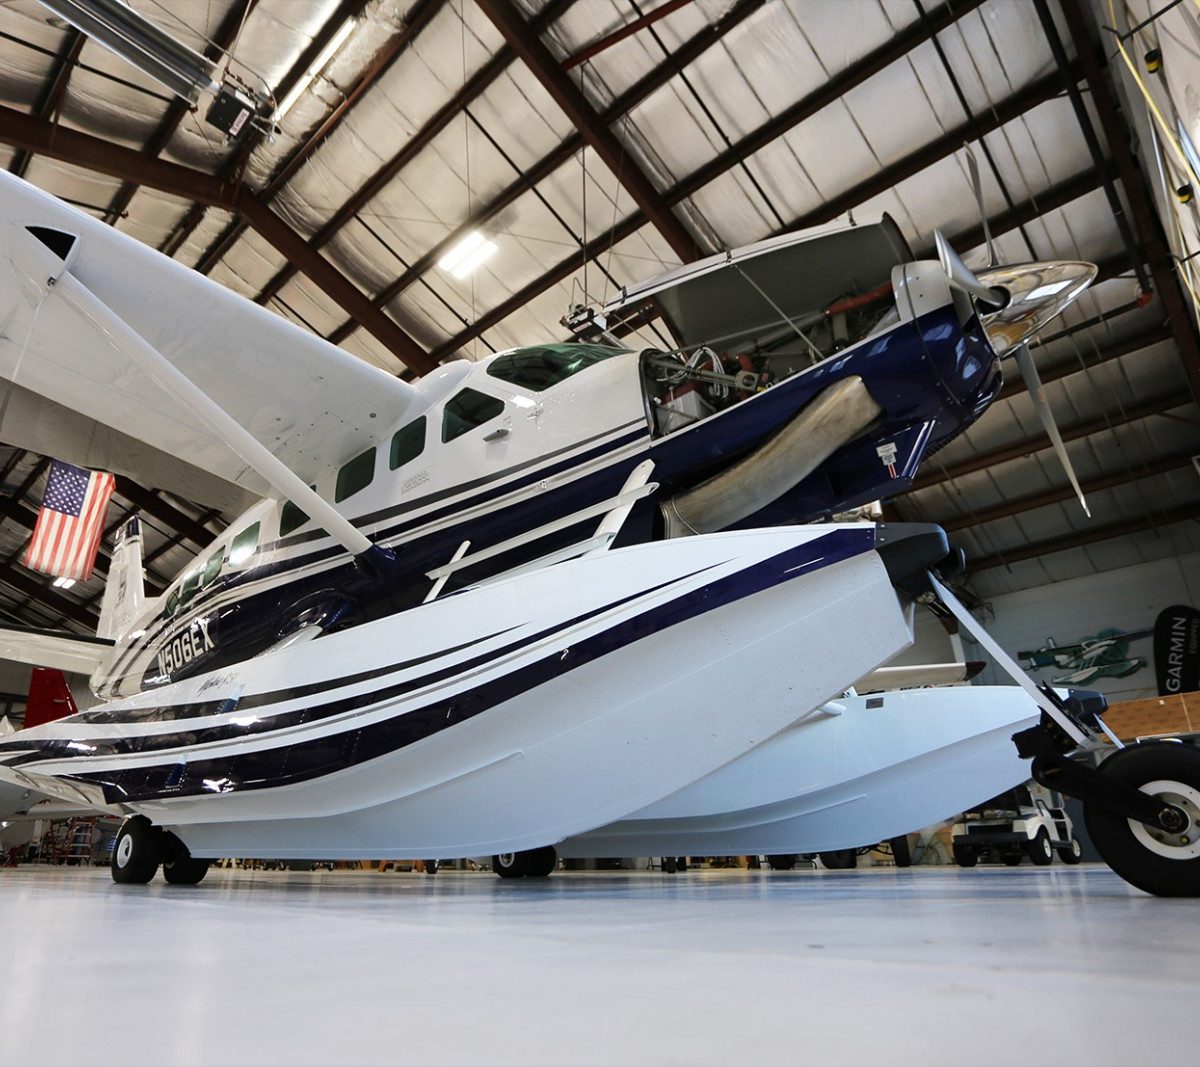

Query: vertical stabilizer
97;517;145;641
24;668;78;728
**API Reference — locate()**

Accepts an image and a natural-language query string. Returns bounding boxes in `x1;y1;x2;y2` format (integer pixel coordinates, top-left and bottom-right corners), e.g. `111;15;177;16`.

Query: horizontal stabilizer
0;624;112;675
856;661;986;692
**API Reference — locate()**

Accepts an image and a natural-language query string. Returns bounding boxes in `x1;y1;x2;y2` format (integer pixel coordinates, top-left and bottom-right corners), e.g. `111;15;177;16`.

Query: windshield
486;343;628;392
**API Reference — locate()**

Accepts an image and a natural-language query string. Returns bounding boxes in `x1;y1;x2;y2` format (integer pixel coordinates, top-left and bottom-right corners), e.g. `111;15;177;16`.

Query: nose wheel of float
926;569;1200;898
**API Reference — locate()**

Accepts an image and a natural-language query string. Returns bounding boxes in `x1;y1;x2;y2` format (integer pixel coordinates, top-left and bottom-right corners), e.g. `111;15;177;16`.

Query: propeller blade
934;230;1007;310
964;146;997;268
1014;344;1091;518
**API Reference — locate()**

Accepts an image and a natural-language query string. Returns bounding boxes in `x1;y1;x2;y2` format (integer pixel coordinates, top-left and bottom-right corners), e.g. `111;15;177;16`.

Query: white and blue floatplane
0;170;1196;897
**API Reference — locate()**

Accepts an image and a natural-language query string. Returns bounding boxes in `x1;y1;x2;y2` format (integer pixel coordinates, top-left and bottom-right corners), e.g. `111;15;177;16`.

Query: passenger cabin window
390;416;427;470
200;551;223;588
442;388;504;443
179;568;201;608
280;500;308;537
335;448;375;503
228;522;260;568
486;343;627;392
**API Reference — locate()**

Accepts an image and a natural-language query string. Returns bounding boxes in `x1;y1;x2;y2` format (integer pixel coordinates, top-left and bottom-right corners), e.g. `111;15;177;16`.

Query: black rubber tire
766;854;798;871
493;852;530;878
111;816;161;884
524;847;557;878
952;844;977;868
819;848;858;870
1026;828;1054;866
423;859;438;875
1084;742;1200;897
1002;852;1023;867
1059;837;1084;864
889;835;913;868
163;855;210;885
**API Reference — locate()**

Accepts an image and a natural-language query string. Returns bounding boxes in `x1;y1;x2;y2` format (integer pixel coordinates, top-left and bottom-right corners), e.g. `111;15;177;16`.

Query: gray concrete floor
1;864;1197;1066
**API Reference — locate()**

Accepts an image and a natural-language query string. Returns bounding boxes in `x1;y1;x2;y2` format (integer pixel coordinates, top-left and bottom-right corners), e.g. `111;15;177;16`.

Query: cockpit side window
200;550;223;588
486;343;626;392
390;416;427;470
442;389;504;443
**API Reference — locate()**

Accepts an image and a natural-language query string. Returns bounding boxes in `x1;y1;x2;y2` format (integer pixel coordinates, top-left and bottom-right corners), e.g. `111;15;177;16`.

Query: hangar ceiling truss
0;0;1197;625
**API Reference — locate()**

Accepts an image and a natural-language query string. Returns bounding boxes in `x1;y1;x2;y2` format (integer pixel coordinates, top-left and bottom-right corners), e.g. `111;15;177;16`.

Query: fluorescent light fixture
438;230;499;279
40;0;220;105
52;576;76;589
276;17;357;120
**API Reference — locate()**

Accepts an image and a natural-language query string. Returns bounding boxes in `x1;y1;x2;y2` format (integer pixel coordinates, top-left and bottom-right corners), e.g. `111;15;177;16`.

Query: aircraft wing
0;624;112;675
855;661;986;692
0;172;419;499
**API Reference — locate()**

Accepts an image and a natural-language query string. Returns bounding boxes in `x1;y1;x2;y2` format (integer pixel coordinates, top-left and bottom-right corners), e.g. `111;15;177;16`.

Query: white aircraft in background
0;170;1191;899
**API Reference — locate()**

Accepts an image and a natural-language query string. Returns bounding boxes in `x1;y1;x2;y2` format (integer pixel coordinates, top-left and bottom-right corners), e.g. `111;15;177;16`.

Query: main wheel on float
766;854;798;871
524;847;557;878
160;830;210;886
492;852;530;878
111;816;161;884
1084;742;1200;897
818;848;858;870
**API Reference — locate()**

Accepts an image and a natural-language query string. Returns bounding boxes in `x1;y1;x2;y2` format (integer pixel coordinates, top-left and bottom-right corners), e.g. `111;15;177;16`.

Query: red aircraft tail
23;668;78;729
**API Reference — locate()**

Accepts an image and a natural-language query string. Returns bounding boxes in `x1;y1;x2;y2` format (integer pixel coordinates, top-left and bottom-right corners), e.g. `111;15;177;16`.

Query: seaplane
0;167;1197;898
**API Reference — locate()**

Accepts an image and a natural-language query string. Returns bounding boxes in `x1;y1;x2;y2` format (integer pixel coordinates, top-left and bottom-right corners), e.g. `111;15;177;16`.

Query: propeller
963;146;998;269
1013;343;1091;518
930;147;1098;518
934;229;1008;311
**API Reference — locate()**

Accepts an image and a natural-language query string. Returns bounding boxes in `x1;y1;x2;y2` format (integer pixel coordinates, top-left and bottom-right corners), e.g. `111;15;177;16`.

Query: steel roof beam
324;0;764;347
434;67;1070;358
187;0;442;275
966;499;1200;573
112;478;216;549
10;29;84;180
158;0;373;259
252;0;575;310
907;391;1191;492
996;323;1172;402
477;0;698;262
944;449;1197;532
102;0;260;226
0;106;434;372
0;567;98;630
1059;0;1200;404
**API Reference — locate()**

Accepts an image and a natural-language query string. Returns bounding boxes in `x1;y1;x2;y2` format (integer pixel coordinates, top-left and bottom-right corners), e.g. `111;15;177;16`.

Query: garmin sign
1154;605;1200;696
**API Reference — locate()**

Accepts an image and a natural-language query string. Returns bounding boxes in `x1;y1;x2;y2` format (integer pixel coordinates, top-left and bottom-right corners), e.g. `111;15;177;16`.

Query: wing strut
53;271;375;558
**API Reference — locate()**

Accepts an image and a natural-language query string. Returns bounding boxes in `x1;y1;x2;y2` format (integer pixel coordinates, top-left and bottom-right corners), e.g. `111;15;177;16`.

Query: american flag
23;460;116;581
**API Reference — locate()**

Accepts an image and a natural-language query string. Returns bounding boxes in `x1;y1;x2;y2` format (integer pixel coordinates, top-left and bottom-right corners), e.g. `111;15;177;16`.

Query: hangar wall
969;550;1200;702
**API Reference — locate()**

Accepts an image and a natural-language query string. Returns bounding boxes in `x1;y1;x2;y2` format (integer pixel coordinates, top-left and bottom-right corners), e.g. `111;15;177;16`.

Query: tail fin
97;517;145;641
24;668;78;728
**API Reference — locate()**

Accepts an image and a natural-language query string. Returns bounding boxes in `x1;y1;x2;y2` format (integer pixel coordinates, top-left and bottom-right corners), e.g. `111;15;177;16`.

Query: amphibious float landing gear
1021;728;1200;897
110;816;210;886
492;847;557;879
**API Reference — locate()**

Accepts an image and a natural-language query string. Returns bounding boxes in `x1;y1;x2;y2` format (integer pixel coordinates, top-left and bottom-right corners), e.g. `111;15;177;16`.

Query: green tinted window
486;343;626;392
164;589;180;618
228;522;260;568
200;551;223;588
179;568;201;607
390;417;426;470
280;500;309;536
442;389;504;443
335;448;375;503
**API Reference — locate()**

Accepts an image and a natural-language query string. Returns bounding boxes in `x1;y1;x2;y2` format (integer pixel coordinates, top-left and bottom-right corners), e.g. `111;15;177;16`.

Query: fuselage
95;300;1000;698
